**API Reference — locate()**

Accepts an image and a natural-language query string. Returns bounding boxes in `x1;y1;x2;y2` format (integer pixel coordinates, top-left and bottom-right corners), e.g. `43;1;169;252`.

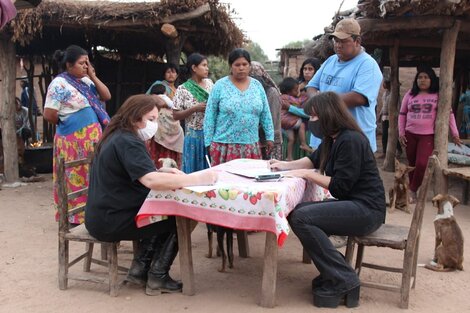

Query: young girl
279;77;310;160
398;66;462;202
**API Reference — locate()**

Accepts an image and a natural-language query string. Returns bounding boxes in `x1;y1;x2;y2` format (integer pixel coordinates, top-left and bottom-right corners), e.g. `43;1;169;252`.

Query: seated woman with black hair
269;92;386;308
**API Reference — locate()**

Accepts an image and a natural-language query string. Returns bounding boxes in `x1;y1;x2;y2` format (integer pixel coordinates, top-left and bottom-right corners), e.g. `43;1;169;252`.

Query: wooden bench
443;167;470;205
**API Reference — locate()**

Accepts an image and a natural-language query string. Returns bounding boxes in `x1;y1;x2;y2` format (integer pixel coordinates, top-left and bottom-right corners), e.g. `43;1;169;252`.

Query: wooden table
443;167;470;204
136;159;331;307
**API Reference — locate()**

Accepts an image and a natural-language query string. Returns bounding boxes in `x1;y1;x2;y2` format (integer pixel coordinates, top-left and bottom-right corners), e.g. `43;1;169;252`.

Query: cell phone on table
255;174;282;181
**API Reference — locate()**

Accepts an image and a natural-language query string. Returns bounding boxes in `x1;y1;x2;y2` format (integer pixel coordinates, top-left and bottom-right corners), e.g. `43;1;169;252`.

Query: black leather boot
126;236;162;286
145;232;183;295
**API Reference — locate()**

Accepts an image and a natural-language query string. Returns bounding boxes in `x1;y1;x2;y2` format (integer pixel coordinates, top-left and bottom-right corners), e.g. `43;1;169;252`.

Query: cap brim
329;32;351;40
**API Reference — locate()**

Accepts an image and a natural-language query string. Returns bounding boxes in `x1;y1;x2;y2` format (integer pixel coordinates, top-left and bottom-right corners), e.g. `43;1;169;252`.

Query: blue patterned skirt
182;128;209;173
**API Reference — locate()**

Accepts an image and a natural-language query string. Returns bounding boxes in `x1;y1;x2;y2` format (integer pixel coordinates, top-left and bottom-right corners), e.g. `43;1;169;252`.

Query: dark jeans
288;200;384;292
405;131;434;193
89;216;177;242
382;120;402;154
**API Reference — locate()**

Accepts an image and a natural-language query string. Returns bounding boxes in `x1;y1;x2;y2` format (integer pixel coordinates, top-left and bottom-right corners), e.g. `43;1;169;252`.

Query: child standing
279;77;311;161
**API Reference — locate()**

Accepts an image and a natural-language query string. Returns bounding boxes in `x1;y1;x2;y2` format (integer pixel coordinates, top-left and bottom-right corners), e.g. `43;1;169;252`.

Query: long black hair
52;45;88;73
228;48;251;66
410;65;439;96
186;53;207;75
298;58;322;83
304;92;364;173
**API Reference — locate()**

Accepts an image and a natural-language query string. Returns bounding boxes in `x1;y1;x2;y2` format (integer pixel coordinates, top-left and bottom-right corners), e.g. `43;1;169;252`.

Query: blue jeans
288;200;384;292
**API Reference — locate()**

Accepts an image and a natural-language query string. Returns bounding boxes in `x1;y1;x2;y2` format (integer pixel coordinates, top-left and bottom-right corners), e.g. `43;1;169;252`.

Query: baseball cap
330;19;361;40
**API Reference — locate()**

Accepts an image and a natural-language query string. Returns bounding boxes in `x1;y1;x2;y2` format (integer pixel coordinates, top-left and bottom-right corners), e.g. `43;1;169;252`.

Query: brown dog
425;194;464;272
206;225;234;272
389;159;415;213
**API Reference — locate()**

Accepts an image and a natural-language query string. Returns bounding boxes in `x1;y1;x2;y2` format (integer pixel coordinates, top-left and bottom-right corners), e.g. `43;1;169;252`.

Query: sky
225;0;358;59
87;0;359;60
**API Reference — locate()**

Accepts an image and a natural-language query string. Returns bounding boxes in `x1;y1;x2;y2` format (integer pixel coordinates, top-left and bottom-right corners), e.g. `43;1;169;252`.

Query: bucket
24;144;53;173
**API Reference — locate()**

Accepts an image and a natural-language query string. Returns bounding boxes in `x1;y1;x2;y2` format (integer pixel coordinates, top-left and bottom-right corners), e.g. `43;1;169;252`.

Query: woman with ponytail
172;53;213;173
44;45;111;224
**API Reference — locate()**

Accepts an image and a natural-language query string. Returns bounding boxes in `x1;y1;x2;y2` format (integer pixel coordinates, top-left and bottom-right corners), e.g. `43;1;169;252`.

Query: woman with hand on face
173;53;213;173
398;65;462;203
86;94;217;296
204;48;274;165
43;45;111;224
269;92;385;309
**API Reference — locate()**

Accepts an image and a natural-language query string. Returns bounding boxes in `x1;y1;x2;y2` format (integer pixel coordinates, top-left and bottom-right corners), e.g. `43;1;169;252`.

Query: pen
205;155;211;168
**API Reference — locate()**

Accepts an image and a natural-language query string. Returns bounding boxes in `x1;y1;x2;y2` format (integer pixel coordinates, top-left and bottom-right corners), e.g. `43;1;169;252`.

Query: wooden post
383;39;400;172
114;56;124;113
165;33;185;67
435;21;461;194
0;33;19;182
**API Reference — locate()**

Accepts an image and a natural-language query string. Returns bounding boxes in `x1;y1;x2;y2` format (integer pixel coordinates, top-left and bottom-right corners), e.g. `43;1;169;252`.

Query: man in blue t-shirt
306;18;382;152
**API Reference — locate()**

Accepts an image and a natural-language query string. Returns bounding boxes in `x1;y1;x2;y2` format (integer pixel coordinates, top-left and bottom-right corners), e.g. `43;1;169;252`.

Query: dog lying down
425;194;464;272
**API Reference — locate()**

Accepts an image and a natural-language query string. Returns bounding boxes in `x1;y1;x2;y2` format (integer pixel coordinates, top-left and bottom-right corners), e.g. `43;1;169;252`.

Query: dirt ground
1;156;470;313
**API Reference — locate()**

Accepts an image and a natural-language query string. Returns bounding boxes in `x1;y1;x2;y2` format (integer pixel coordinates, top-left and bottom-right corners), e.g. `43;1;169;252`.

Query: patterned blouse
45;76;95;122
204;76;274;146
172;78;213;130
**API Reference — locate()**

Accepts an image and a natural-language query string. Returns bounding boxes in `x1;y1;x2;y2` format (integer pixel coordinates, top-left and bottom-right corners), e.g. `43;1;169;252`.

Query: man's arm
341;91;368;108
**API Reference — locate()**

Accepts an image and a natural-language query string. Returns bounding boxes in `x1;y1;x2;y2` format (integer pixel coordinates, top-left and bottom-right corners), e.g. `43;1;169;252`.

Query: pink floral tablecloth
136;159;331;247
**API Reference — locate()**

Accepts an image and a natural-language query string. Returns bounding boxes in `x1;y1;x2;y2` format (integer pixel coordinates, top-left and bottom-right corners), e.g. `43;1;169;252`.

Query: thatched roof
9;0;244;57
304;0;470;66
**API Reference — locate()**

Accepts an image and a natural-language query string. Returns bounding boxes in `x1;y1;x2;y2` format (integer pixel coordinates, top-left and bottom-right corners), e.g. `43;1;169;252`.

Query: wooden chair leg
355;244;364;275
108;243;119;297
236;230;250;258
58;237;69;290
411;236;421;289
83;242;94;272
302;248;311;264
400;248;414;309
101;243;108;260
345;238;355;265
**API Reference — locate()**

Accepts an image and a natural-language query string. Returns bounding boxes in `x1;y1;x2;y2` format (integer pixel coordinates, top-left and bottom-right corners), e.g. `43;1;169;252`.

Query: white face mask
137;120;158;141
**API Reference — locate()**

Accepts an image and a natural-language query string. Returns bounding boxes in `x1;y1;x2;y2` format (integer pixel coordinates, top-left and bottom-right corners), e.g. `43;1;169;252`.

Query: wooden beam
435;21;461;194
161;3;210;24
0;33;20;182
359;17;470;34
363;38;470;50
44;3;211;30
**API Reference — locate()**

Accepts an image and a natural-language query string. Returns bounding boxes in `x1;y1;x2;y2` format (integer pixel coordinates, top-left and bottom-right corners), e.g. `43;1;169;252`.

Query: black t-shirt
85;130;156;239
308;129;386;213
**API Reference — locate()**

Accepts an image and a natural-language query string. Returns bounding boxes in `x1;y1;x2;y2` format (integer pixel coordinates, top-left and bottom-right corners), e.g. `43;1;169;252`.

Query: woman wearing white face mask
269;92;385;308
85;94;217;296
